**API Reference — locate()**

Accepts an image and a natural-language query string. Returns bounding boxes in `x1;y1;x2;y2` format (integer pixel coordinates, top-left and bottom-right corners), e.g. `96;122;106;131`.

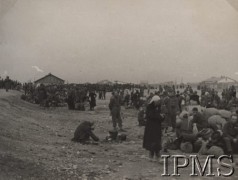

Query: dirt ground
0;89;237;180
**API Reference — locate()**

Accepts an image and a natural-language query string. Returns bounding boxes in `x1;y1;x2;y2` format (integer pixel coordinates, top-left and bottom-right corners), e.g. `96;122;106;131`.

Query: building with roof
200;76;237;89
34;73;65;86
114;80;128;85
97;80;114;85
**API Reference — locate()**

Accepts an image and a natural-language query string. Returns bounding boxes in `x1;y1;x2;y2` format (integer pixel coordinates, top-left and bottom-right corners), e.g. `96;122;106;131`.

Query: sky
0;0;238;84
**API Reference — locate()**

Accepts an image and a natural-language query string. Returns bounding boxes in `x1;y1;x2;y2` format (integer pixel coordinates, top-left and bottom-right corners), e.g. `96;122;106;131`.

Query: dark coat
38;86;47;103
72;121;99;143
138;109;146;126
109;95;121;112
4;78;11;91
67;90;75;110
190;94;200;105
223;121;238;139
192;112;208;131
89;92;97;107
143;103;163;151
206;131;225;149
167;96;179;115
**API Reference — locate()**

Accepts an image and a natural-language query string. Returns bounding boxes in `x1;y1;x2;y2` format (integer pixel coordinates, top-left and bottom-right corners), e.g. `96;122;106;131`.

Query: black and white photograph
0;0;238;179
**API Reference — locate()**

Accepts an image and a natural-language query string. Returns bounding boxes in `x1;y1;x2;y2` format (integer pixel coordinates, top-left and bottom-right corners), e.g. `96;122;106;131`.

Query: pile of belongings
104;130;127;143
165;107;234;155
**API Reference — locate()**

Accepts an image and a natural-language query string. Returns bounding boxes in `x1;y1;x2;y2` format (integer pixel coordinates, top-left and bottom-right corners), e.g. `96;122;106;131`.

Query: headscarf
149;95;160;104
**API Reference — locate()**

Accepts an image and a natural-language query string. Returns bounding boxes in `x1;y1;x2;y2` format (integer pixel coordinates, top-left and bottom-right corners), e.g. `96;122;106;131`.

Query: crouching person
223;114;238;155
71;121;99;144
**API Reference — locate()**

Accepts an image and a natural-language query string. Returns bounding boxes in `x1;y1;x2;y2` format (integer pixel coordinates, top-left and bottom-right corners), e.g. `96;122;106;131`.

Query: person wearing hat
223;114;238;155
143;95;164;162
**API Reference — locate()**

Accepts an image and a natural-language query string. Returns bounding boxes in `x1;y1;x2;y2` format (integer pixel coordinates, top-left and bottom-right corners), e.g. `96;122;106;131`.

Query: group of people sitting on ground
140;88;238;163
70;86;238;166
173;108;238;157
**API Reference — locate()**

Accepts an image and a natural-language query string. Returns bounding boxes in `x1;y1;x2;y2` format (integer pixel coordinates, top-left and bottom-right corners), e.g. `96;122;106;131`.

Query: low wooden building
200;76;237;89
34;73;65;86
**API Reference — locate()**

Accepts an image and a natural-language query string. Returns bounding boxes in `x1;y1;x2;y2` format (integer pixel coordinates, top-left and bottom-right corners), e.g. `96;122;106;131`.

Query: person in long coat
89;91;97;110
67;88;75;110
109;91;125;131
143;95;164;161
4;76;11;92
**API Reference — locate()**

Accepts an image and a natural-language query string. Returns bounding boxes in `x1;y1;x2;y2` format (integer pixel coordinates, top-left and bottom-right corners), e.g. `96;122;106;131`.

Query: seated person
176;111;197;143
206;130;225;150
222;114;238;155
192;107;208;131
198;130;225;157
71;121;99;144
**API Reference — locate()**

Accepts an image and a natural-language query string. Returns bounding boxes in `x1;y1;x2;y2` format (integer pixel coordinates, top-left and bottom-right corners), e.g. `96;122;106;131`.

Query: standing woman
143;95;164;161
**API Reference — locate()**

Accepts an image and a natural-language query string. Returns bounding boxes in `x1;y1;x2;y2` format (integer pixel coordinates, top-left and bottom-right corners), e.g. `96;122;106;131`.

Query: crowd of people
70;84;238;164
20;82;146;109
21;83;67;107
139;86;238;163
0;76;21;91
2;76;238;165
199;86;237;110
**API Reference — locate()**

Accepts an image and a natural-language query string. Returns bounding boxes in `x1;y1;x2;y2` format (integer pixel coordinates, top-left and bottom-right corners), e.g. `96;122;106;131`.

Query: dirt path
0;90;237;180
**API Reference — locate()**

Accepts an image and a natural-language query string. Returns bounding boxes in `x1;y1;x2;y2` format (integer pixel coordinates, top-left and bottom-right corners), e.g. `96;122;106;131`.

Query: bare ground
0;89;237;180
